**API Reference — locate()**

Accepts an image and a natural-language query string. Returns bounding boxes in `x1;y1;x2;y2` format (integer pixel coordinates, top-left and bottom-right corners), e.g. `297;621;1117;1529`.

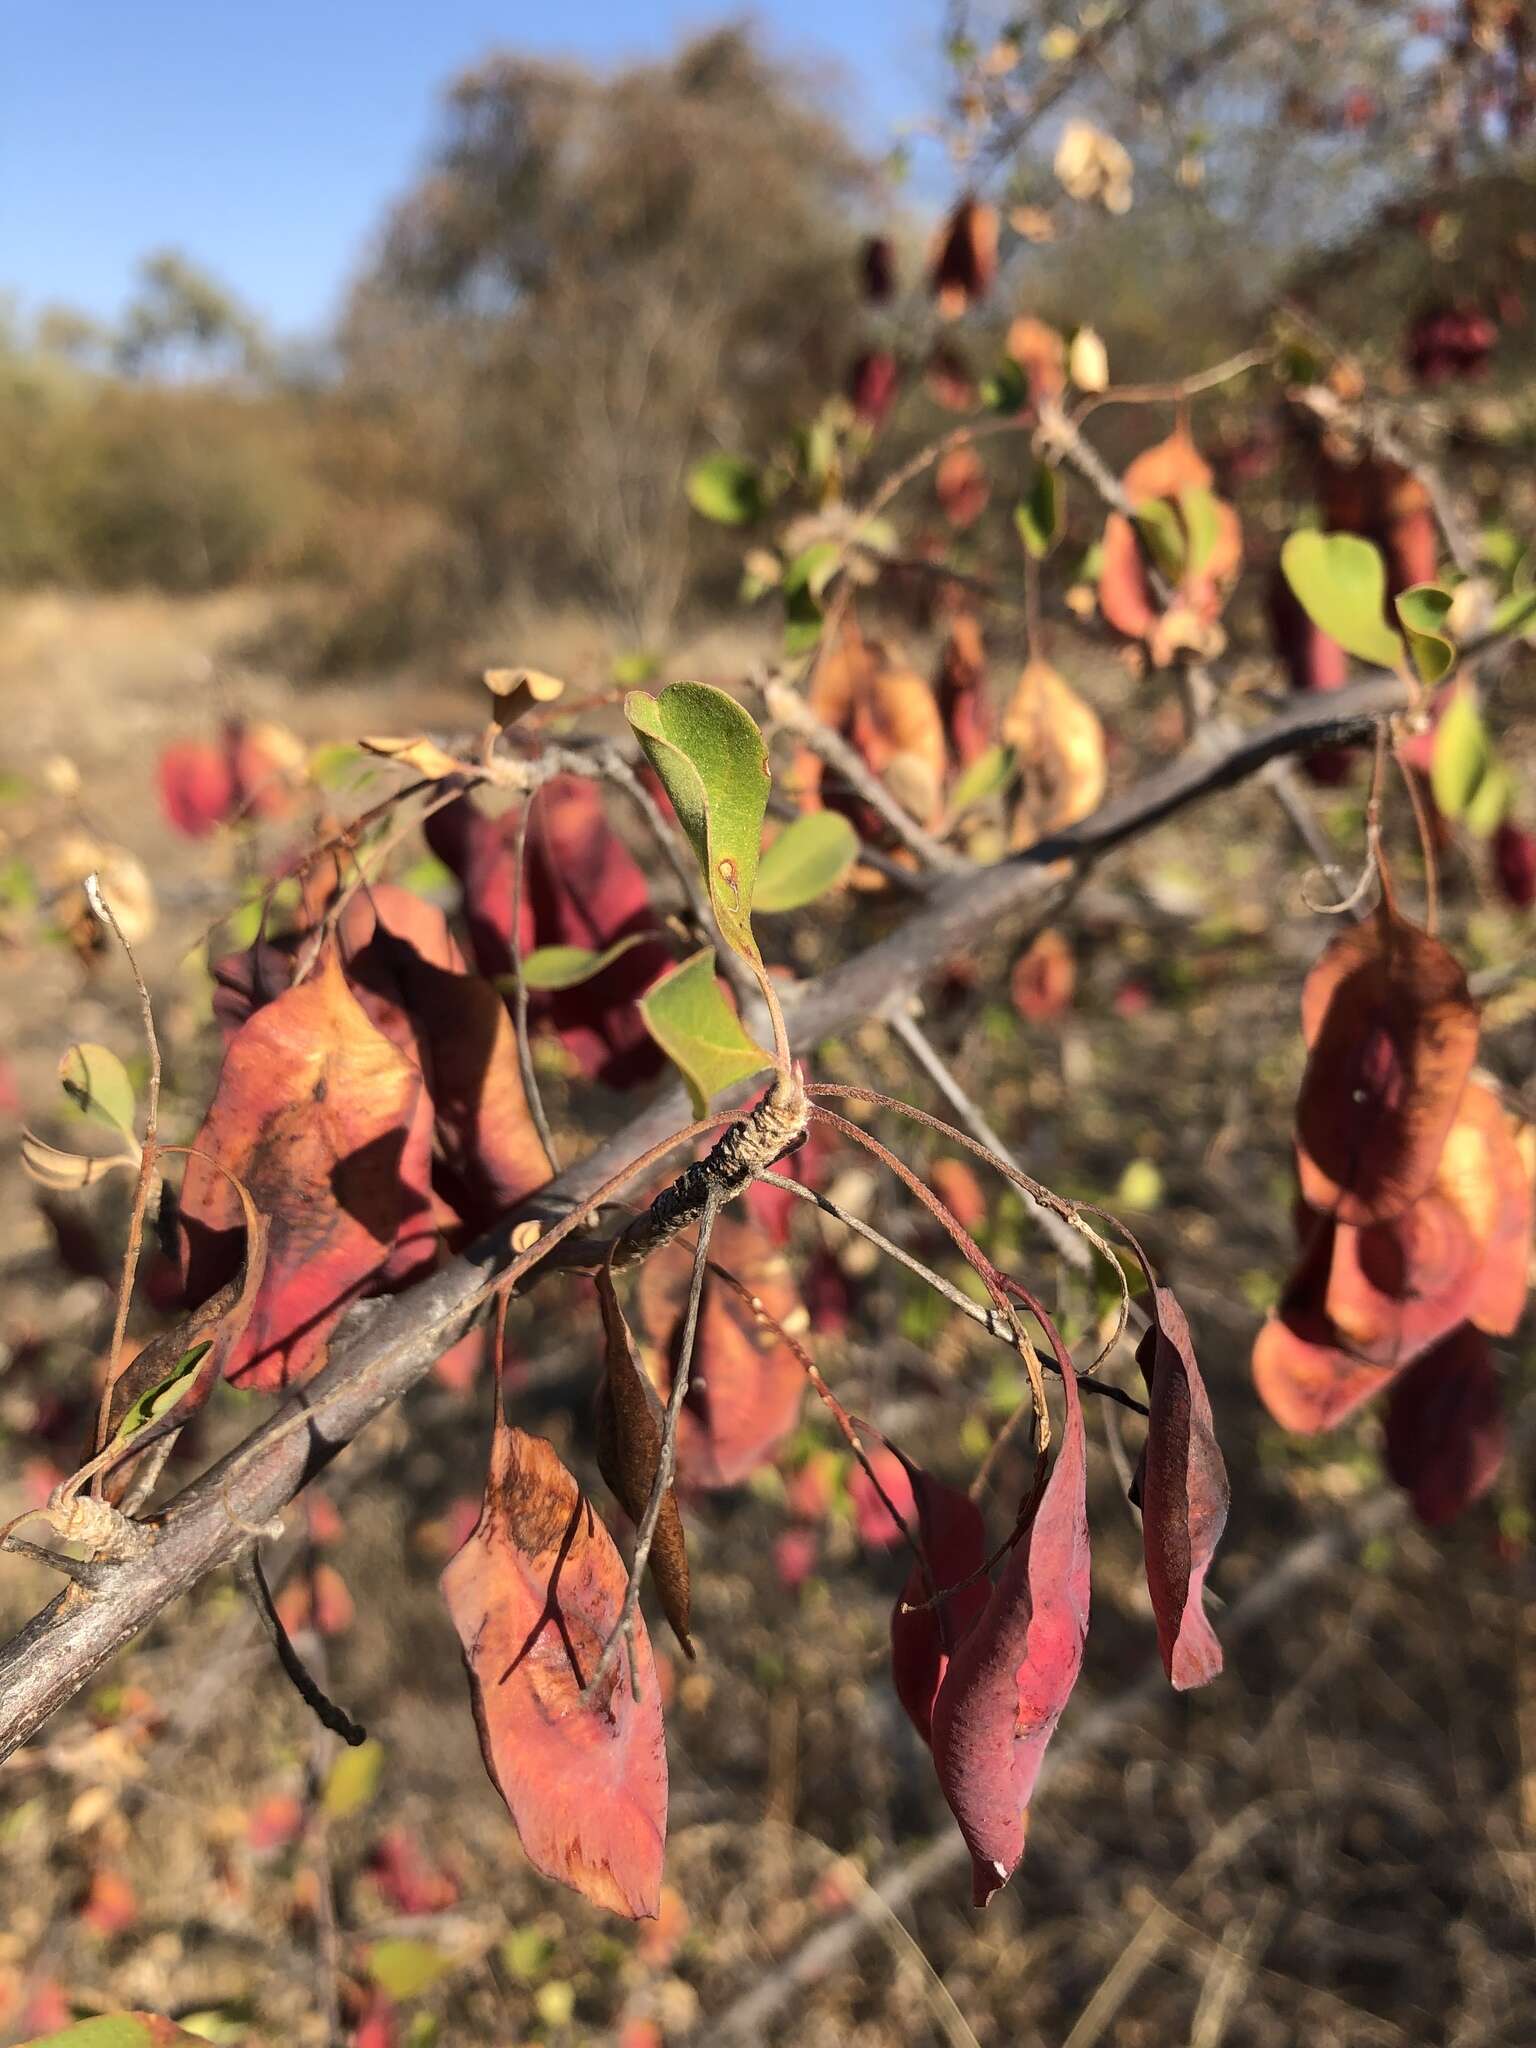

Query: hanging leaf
1279;531;1405;670
1179;485;1222;577
514;935;653;992
1002;660;1107;850
930;1360;1090;1905
179;945;427;1390
625;683;770;965
1382;1325;1505;1526
440;1425;667;1918
1130;1286;1228;1691
889;1460;991;1750
594;1266;693;1653
753;812;859;913
1430;686;1513;835
685;454;763;526
58;1043;137;1142
1394;584;1457;685
157;739;237;839
635;1215;807;1488
929;195;998;317
1014;464;1062;560
638;949;771;1118
1295;886;1478;1227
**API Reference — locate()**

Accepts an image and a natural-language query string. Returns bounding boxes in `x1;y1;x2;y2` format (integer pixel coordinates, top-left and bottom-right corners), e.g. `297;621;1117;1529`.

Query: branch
0;672;1410;1761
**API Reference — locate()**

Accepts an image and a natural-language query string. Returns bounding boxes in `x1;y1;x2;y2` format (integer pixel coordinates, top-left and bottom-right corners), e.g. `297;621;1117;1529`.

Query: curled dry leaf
1002;660;1106;850
440;1425;667;1919
635;1214;807;1489
1131;1286;1229;1691
1382;1325;1505;1526
594;1265;693;1653
929;195;998;317
1010;928;1076;1022
889;1460;990;1750
180;944;426;1390
930;1360;1090;1904
1295;889;1478;1227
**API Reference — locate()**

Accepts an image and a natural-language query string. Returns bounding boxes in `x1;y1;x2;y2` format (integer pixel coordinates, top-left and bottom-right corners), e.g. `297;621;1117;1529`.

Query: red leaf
80;1864;138;1936
934;612;990;770
1494;821;1536;909
635;1216;807;1489
848;348;900;427
848;1446;918;1550
930;1361;1090;1904
366;1827;460;1915
774;1527;820;1591
1010;928;1075;1023
890;1464;990;1750
936;445;990;530
440;1425;667;1918
157;739;236;838
1133;1288;1228;1690
1295;890;1478;1226
180;944;426;1389
1382;1324;1505;1525
1098;512;1158;639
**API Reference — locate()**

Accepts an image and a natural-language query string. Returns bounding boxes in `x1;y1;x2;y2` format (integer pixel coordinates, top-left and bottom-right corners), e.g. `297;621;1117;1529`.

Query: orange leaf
180;945;425;1389
1295;892;1478;1226
440;1427;667;1918
1002;659;1106;849
929;196;998;317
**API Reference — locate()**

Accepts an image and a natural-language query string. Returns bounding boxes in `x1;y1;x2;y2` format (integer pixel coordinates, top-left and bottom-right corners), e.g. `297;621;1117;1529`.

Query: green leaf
322;1736;384;1819
612;650;659;686
948;742;1017;815
1179;485;1221;577
368;1939;453;2001
782;541;842;601
686;453;763;526
510;935;651;993
1431;688;1511;836
638;948;771;1117
1134;499;1187;583
783;586;824;656
59;1043;137;1141
980;357;1027;413
1014;465;1061;560
114;1342;213;1445
27;2023;208;2047
1394;583;1457;685
1489;584;1536;642
754;813;859;913
1279;531;1405;669
624;682;770;964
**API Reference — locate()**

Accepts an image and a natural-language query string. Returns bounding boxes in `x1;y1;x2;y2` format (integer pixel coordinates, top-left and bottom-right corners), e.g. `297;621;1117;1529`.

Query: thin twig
237;1550;366;1747
884;1005;1091;1272
506;793;559;1166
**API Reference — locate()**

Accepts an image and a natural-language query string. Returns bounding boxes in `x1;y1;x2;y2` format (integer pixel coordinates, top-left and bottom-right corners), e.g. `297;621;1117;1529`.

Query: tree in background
341;28;876;640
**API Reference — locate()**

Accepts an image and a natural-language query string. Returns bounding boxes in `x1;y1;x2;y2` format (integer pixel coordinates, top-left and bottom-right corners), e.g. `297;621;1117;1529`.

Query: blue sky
3;2;936;340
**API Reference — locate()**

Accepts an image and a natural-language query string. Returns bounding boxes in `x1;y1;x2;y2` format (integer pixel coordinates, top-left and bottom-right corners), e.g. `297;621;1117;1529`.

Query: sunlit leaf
753;812;859;913
1014;465;1061;560
624;683;770;963
686;453;763;525
1430;686;1512;835
323;1736;385;1819
21;1133;136;1192
1394;583;1457;685
367;1939;453;2001
948;743;1016;816
26;2019;210;2046
1279;531;1405;670
359;736;466;780
512;935;652;993
440;1426;667;1917
113;1341;213;1444
638;949;770;1117
59;1042;137;1141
